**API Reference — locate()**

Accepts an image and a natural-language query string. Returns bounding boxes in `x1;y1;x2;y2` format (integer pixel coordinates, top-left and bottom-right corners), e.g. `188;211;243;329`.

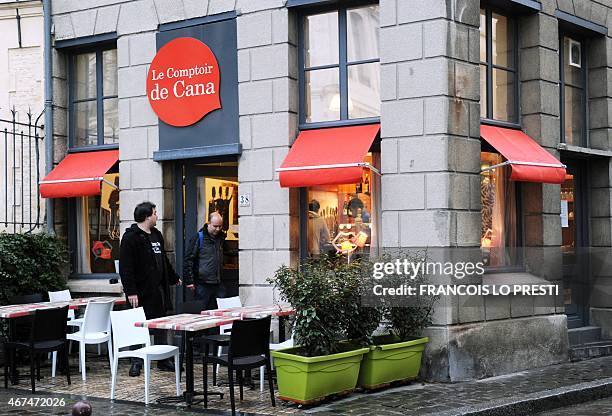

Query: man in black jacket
119;201;181;376
184;212;227;309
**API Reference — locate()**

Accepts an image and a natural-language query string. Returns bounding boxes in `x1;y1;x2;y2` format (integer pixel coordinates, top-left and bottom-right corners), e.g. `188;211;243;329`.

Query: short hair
309;200;320;212
134;201;156;223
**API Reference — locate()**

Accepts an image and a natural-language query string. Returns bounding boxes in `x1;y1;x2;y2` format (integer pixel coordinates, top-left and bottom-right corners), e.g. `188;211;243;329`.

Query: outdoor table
134;313;239;406
0;296;126;383
0;296;127;319
201;304;295;341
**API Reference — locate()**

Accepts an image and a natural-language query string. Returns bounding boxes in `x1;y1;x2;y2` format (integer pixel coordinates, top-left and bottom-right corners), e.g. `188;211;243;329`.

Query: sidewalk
5;354;612;415
306;355;612;416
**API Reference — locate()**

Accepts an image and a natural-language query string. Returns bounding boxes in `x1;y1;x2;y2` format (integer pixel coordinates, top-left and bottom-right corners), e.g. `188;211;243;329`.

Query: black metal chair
3;306;71;393
203;316;275;415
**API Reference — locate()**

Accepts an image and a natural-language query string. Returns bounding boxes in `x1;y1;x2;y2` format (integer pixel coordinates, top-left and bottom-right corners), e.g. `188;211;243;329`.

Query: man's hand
176;279;183;286
186;284;195;291
128;294;139;308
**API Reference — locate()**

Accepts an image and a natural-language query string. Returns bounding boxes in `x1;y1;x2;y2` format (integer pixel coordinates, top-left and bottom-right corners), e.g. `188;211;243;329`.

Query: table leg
184;334;194;405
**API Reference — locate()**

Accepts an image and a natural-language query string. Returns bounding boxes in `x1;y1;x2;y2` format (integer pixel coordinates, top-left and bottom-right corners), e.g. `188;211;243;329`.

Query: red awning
40;150;119;198
480;125;566;184
278;124;380;187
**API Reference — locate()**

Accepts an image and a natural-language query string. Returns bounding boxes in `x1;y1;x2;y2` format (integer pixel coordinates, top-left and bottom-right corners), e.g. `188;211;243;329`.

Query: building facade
45;0;612;382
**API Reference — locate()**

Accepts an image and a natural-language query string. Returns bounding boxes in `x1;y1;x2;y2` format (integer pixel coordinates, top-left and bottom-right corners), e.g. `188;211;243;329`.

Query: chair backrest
216;296;242;309
82;301;113;334
181;300;204;314
216;296;242;333
110;308;151;351
31;306;69;343
48;289;75;320
229;316;271;359
9;293;44;305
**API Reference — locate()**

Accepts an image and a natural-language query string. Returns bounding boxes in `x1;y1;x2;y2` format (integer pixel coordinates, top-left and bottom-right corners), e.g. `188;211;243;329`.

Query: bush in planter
0;232;69;305
267;256;372;403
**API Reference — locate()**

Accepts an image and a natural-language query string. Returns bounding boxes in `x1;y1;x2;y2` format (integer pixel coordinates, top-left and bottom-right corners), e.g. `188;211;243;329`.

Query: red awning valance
40;150;119;198
480;125;566;184
278;124;380;188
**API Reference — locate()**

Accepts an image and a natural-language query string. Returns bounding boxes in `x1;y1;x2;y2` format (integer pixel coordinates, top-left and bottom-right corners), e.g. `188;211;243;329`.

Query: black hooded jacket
119;224;179;317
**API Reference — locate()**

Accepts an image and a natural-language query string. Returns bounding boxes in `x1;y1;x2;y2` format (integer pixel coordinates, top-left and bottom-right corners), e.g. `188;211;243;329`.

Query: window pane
492;68;516;122
480;65;487;118
74;101;97;147
304;11;339;67
76;177;120;274
492;13;514;68
305;68;340;123
347;5;379;62
103;49;118;96
481;152;518;267
480;9;486;62
563;37;583;88
348;62;380;119
564;85;584;146
74;53;97;100
307;155;376;258
103;97;119;144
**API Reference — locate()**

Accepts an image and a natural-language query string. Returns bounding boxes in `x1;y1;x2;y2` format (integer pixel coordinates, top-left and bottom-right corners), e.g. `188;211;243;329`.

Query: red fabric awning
480;125;566;184
40;150;119;198
278;124;380;187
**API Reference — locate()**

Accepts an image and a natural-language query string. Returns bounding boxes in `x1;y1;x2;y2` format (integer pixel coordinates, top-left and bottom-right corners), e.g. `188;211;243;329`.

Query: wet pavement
537;396;612;415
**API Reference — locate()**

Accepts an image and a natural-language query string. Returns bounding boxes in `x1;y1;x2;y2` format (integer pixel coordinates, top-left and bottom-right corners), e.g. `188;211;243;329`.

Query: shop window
306;153;379;259
560;36;587;146
480;8;518;124
69;48;118;148
480;152;519;267
301;4;380;125
74;174;120;274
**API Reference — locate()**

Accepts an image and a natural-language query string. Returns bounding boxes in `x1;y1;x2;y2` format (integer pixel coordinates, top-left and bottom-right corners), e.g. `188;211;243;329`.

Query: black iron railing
1;108;44;233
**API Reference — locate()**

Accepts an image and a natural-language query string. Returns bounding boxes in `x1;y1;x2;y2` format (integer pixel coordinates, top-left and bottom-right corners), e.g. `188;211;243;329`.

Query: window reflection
75;101;97;147
562;37;585;146
305;68;340;123
304;12;339;67
348;63;380;119
347;5;379;62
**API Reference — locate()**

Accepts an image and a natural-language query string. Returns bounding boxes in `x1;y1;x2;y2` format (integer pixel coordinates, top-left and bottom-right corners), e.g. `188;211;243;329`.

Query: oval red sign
147;37;221;127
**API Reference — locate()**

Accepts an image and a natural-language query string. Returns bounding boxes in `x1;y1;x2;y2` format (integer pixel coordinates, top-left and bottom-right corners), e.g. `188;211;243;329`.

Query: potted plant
357;252;436;390
267;257;370;404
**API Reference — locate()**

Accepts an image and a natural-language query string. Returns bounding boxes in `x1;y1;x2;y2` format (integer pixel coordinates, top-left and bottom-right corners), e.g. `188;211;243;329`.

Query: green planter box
358;336;428;389
271;346;370;404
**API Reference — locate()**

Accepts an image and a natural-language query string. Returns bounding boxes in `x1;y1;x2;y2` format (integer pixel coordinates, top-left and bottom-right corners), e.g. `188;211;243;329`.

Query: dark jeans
194;283;226;310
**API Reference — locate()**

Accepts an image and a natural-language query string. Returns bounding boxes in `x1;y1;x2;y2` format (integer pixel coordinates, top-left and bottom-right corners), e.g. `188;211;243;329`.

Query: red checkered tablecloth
201;304;295;319
134;313;239;332
0;296;126;319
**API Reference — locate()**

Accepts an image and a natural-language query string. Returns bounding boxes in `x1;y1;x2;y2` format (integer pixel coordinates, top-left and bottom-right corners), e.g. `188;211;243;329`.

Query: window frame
297;1;380;129
480;6;521;128
68;44;118;150
559;33;588;147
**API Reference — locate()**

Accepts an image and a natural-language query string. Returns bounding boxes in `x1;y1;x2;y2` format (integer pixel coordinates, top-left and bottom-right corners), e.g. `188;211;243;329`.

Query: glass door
179;160;239;303
561;159;589;327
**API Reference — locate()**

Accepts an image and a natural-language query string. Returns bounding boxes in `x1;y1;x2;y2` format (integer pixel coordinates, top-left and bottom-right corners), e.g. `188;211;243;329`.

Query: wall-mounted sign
147;37;221;127
239;193;250;207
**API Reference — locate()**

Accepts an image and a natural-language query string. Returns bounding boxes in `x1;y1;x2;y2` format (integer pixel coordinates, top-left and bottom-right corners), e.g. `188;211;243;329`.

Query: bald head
208;212;223;236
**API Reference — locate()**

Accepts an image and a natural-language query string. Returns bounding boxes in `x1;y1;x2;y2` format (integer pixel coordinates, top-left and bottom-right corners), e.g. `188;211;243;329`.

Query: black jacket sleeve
182;233;199;286
119;234;139;297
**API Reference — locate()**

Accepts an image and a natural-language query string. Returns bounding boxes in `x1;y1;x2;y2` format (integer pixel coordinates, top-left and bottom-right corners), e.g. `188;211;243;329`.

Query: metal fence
0;108;44;233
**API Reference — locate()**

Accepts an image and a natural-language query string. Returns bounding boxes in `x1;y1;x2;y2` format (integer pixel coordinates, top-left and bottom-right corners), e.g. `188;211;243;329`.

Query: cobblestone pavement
536;396;612;415
7;353;612;415
306;356;612;415
3;352;300;415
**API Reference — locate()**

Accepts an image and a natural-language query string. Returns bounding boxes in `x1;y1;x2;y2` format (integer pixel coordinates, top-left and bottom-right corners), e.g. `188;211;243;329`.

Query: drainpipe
43;0;54;234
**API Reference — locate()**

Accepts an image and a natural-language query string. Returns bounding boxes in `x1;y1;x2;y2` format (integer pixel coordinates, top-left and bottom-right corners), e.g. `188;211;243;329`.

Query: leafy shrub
0;232;69;305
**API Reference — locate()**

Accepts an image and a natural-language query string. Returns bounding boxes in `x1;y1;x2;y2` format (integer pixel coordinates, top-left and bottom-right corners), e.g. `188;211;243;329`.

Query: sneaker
129;362;142;377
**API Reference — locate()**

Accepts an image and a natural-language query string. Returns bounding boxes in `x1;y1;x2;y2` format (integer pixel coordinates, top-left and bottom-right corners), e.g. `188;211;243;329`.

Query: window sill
299;117;380;131
557;143;612;158
480;118;521;130
68;144;119;153
67;278;123;295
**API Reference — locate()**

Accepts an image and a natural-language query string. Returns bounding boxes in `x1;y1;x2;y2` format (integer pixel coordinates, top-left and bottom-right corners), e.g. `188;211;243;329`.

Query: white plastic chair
110;308;180;405
48;290;95;355
65;300;114;381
